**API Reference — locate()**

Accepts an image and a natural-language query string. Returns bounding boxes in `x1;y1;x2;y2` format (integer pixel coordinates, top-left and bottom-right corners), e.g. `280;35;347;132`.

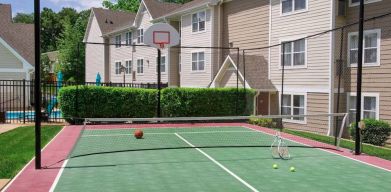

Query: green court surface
53;126;391;192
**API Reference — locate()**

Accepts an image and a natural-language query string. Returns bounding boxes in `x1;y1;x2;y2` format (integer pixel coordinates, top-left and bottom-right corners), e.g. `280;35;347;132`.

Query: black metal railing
0;80;167;124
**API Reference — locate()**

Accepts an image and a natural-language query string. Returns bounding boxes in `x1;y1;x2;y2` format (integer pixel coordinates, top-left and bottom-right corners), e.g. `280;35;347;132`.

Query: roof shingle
92;8;136;35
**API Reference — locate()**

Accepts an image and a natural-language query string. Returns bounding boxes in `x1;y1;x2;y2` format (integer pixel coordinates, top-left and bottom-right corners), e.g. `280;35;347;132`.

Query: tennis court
44;122;391;192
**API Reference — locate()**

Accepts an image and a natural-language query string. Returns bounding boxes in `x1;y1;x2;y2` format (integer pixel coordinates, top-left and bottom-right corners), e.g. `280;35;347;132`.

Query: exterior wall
0;43;23;69
109;9;169;84
180;8;213;88
85;15;106;82
0;72;25;80
219;69;244;88
269;0;332;92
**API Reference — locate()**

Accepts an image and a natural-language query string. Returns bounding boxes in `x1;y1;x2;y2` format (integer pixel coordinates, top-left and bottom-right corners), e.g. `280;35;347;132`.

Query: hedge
349;119;391;146
58;86;158;121
161;88;255;117
59;86;256;122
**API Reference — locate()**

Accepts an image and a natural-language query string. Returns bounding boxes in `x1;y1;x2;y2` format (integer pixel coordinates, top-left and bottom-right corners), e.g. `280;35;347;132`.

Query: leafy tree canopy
13;13;34;24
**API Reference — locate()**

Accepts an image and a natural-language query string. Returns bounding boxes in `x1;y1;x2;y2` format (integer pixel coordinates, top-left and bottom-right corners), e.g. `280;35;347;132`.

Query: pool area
6;110;63;120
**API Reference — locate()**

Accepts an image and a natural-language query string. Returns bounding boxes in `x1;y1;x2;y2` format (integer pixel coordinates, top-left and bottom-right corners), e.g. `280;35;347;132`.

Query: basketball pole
34;0;42;169
355;0;365;155
157;48;161;118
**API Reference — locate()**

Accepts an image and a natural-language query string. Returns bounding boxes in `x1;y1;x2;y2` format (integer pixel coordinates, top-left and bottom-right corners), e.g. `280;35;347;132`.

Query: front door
257;92;269;115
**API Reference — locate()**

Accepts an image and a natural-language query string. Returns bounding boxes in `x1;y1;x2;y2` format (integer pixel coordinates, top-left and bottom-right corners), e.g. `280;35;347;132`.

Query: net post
355;0;365;155
157;48;162;118
34;0;42;169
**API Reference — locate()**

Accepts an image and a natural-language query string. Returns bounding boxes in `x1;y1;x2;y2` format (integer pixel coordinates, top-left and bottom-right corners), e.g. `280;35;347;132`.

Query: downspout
253;91;261;115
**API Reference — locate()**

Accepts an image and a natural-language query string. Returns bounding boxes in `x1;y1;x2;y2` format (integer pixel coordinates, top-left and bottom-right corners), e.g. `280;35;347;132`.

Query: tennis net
68;113;348;158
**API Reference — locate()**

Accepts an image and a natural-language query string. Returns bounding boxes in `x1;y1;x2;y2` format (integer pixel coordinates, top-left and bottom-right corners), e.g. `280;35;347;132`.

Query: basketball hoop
145;23;180;49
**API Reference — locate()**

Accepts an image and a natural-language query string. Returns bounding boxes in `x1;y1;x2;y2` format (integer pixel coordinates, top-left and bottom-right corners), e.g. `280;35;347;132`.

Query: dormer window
115;35;121;48
192;11;206;32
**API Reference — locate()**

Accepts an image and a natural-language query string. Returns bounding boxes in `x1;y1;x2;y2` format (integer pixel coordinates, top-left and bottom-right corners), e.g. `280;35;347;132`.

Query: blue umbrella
96;73;101;86
57;71;63;88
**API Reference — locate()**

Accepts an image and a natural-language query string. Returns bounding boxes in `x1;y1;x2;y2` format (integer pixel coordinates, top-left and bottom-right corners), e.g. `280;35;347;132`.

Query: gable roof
0;4;34;66
211;54;276;91
143;0;182;19
92;7;136;35
155;0;215;20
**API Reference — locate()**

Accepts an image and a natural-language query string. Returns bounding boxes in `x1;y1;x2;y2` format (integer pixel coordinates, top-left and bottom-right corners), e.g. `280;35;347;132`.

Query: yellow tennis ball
290;167;296;172
273;164;278;169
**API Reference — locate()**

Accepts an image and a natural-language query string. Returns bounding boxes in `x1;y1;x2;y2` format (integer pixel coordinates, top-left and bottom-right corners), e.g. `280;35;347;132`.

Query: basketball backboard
144;23;180;49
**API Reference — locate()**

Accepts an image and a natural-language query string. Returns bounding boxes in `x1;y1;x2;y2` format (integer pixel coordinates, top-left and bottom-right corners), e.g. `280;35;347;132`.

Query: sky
0;0;106;16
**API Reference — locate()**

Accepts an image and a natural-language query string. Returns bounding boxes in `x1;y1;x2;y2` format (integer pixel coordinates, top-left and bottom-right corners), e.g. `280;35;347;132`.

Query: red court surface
2;123;391;192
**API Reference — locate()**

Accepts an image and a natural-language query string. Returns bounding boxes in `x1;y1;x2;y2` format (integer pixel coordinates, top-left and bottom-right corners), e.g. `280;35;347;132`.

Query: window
125;60;132;74
156;56;166;73
137;59;144;74
282;94;305;122
192;11;206;32
349;0;382;7
115;61;122;75
115;35;121;48
281;39;306;67
282;0;307;14
348;93;379;124
126;32;132;46
348;29;381;67
192;52;205;71
137;29;144;44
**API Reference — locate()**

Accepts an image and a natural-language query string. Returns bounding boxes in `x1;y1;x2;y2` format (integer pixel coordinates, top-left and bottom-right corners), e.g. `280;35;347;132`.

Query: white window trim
348;29;381;67
191;50;206;73
281;0;309;16
125;60;132;76
125;32;132;46
137;29;144;44
347;92;380;121
115;35;122;48
191;10;207;34
156;55;167;74
279;92;307;124
278;37;308;69
114;60;122;76
136;58;144;75
349;0;382;7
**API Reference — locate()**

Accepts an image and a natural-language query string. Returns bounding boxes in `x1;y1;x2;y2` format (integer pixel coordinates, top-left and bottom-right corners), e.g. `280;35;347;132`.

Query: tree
58;8;79;25
41;8;62;53
58;10;91;82
13;13;34;24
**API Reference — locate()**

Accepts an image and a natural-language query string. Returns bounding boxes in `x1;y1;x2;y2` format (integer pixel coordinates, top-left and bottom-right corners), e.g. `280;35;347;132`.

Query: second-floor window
281;39;306;67
282;94;306;121
348;29;381;67
192;11;206;32
125;60;132;74
137;29;144;44
126;32;132;46
192;52;205;71
137;59;144;74
115;61;122;74
282;0;307;14
156;56;166;73
115;35;121;48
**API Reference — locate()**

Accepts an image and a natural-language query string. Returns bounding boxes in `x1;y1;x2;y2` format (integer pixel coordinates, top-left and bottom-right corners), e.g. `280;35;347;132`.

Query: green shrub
249;117;278;128
349;119;391;146
58;86;158;122
161;88;255;117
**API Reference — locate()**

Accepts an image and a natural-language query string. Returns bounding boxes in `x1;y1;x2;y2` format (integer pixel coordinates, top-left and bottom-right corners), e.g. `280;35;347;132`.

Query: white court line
174;133;260;192
242;126;391;173
1;126;67;192
48;159;69;192
81;130;257;137
83;126;243;131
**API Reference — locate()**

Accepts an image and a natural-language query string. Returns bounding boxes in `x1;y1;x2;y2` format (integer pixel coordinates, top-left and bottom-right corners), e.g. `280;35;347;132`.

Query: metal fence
0;80;167;124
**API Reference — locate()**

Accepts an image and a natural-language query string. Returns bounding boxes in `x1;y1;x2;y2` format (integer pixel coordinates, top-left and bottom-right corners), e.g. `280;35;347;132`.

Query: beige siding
85;15;106;82
0;72;25;80
180;9;213;88
0;43;23;69
109;10;169;84
219;69;244;88
269;0;332;92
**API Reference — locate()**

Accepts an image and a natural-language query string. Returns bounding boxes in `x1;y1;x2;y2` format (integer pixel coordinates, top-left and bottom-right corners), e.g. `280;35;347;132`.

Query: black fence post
23;79;26;124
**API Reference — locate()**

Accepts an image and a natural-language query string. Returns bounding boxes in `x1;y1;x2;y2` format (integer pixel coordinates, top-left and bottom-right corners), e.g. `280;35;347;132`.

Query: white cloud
48;0;103;11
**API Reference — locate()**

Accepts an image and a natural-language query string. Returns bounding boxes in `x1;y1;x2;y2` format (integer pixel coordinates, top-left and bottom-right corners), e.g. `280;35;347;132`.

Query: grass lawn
0;125;63;179
284;129;391;161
